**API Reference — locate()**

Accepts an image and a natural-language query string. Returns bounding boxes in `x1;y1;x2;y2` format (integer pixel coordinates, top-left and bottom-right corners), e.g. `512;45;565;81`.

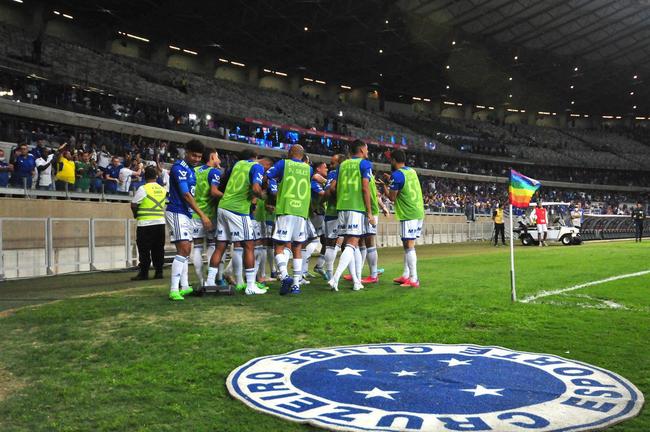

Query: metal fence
0;217;495;281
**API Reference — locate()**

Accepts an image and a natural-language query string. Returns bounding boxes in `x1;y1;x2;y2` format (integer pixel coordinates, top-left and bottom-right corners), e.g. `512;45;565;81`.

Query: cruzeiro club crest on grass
227;343;644;432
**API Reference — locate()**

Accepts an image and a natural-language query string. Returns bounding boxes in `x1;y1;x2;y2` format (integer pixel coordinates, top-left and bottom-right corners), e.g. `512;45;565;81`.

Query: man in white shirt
35;146;55;190
97;146;111;170
118;164;142;194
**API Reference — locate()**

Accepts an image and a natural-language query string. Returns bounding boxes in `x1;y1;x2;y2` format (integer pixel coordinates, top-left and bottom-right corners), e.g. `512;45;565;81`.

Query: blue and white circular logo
227;344;644;431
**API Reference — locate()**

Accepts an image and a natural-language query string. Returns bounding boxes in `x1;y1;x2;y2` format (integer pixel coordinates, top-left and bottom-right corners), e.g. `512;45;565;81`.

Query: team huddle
163;139;425;300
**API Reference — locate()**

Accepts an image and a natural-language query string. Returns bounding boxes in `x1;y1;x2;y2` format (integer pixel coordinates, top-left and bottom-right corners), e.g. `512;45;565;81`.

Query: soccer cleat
352;283;364;291
245;285;267;295
361;276;379;284
343;274;353;281
305;270;317;279
179;286;193;296
290;285;301;294
314;266;327;279
324;270;332;281
393;276;409;285
216;279;228;288
328;278;339;292
235;283;247;291
400;279;420;288
299;278;310;285
377;268;385;275
169;291;184;301
256;282;268;291
280;276;293;296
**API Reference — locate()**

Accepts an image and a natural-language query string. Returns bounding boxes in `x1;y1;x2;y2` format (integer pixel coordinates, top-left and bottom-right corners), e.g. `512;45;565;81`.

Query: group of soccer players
163;138;425;301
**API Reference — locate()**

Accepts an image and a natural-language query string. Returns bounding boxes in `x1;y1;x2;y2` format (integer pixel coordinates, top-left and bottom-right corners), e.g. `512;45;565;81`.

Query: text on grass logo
227;344;644;432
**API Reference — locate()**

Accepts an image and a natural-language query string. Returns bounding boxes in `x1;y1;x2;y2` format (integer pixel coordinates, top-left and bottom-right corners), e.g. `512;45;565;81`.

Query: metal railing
0;216;495;281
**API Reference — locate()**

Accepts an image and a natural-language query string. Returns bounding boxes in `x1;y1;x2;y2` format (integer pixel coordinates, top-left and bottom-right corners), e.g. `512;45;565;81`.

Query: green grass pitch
0;241;648;431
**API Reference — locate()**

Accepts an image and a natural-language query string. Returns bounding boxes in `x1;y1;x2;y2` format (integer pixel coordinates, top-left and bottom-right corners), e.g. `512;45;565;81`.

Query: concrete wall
167;53;203;74
214;65;247;84
0;198;131;219
384;101;414;116
441;107;464;119
108;39;142;59
0;3;29;27
259;75;290;93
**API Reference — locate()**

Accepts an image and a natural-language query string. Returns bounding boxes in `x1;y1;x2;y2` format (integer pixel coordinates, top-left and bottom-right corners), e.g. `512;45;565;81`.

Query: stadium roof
45;0;650;114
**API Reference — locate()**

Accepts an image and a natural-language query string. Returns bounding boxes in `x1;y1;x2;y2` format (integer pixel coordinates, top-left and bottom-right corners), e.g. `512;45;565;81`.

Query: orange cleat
343;274;353;281
393;276;409;284
399;278;420;288
361;276;379;284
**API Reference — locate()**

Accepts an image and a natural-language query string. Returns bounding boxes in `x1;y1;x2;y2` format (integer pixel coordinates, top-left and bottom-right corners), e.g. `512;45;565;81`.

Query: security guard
131;166;167;280
492;202;506;246
631;201;646;242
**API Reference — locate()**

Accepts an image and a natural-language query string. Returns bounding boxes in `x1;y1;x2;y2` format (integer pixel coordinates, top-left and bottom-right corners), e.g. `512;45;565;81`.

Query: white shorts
310;214;325;237
216;208;256;242
262;221;274;239
252;220;262;241
273;214;307;243
537;223;548;234
400;219;423;240
365;214;378;236
166;211;194;243
305;219;318;240
192;216;216;239
337;211;366;237
324;217;339;240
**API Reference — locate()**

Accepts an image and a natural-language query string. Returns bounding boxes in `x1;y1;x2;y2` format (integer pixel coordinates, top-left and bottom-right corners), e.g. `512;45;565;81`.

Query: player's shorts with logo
216;208;256;242
261;221;274;239
536;223;548;234
365;214;378;236
166;211;194;243
400;219;423;240
310;214;325;237
337;210;369;237
273;214;307;243
324;217;338;240
191;217;217;239
305;219;319;241
252;220;263;241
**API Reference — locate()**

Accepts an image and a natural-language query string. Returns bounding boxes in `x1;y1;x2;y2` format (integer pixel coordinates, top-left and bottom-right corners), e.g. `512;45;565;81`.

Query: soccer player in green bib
203;149;267;295
266;145;313;295
328;140;375;292
191;149;222;286
384;149;425;288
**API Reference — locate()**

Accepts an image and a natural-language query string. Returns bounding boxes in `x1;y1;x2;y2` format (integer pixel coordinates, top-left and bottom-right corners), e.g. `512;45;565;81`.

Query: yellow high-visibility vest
137;182;167;221
494;208;504;224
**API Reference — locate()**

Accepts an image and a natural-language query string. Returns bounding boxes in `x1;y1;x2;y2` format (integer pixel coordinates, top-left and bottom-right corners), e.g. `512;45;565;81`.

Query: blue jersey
0;161;9;187
324;170;337;191
13;154;35;178
389;168;411;191
167;159;197;217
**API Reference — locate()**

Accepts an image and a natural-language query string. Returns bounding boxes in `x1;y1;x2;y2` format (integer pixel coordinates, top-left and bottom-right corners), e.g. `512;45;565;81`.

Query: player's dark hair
144;165;158;180
349;139;367;155
312;161;326;170
185;139;205;154
240;149;258;160
202;147;217;164
391;149;406;163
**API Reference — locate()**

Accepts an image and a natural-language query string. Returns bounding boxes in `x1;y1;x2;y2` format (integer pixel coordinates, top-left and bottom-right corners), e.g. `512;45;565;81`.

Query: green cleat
235;283;247;291
256;282;269;291
179;286;193;296
169;291;184;301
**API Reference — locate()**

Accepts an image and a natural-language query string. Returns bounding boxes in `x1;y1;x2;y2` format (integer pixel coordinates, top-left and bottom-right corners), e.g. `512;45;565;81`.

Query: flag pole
509;203;517;302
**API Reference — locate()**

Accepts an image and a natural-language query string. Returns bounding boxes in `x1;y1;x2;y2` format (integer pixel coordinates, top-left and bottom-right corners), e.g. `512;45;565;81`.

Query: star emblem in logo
354;387;400;400
391;370;418;377
438;358;472;367
460;384;505;397
329;368;365;376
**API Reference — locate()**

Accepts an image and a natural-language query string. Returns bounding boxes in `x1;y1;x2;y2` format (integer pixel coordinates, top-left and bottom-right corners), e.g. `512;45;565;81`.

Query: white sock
206;242;216;263
315;253;325;270
170;255;186;291
192;244;204;283
325;246;336;273
233;247;244;285
334;244;341;256
217;259;225;282
275;252;288;279
224;255;233;277
293;258;303;286
284;247;293;261
333;245;355;282
266;246;276;273
367;246;378;277
402;252;410;278
245;268;256;290
256;246;267;279
353;246;362;283
180;258;189;288
406;248;418;281
206;266;218;286
302;241;320;274
358;246;367;280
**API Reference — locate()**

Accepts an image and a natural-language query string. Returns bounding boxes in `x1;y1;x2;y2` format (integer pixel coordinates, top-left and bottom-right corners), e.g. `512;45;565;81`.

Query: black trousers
635;221;644;241
136;224;165;274
494;223;505;244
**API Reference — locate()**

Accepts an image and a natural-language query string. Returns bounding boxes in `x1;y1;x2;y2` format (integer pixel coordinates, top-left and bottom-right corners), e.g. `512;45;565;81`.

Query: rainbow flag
509;169;541;208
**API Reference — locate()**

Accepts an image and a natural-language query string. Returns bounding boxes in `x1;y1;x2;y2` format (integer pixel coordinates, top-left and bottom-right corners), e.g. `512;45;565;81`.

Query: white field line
520;269;650;303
